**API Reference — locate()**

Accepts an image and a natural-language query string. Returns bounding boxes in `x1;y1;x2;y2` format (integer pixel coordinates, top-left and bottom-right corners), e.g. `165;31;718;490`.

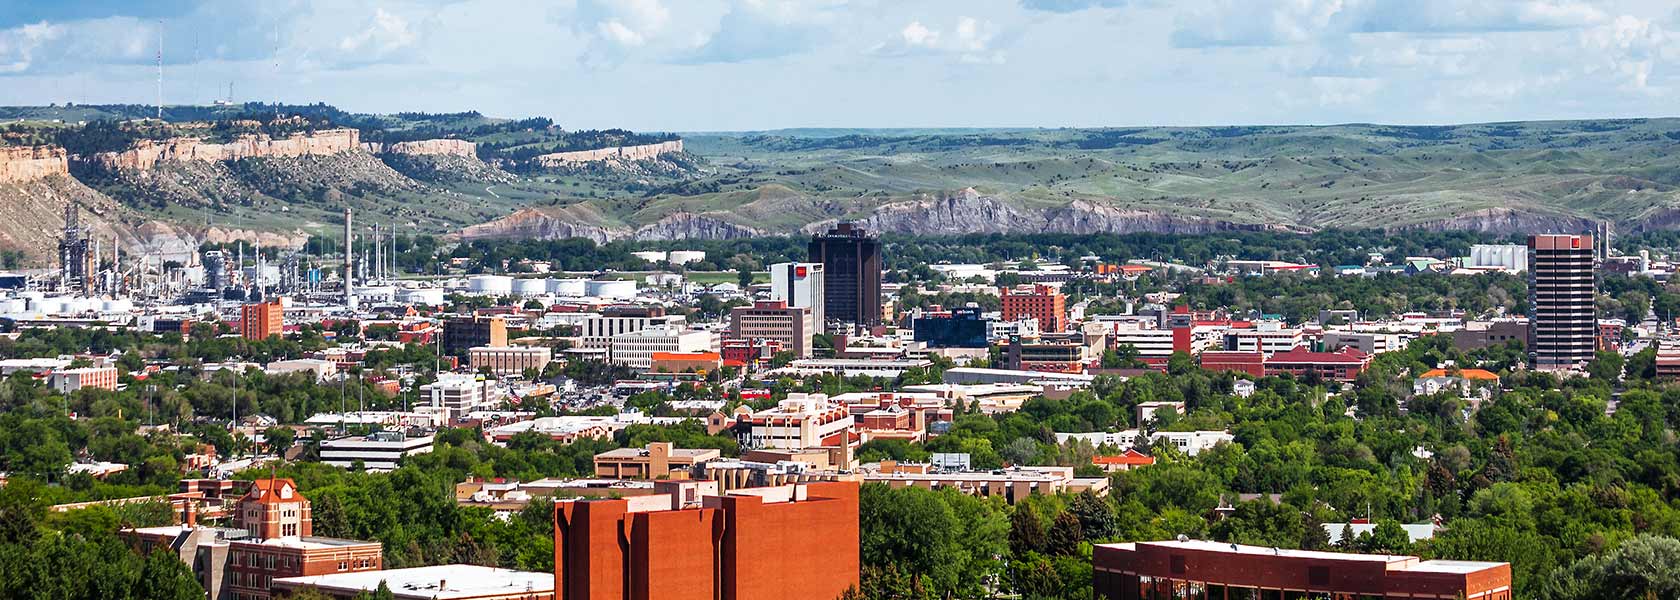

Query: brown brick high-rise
553;481;859;600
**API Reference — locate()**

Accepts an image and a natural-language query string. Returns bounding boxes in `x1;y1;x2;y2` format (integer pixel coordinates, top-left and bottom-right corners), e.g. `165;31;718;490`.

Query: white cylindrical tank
550;278;588;297
667;250;705;265
632;251;668;263
587;279;637;299
468;275;513;295
400;288;446;305
102;299;135;313
513;278;548;297
357;286;398;303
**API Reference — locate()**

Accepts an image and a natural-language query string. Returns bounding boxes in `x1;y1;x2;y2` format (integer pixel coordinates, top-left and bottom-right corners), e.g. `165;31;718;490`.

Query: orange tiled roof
1419;368;1499;381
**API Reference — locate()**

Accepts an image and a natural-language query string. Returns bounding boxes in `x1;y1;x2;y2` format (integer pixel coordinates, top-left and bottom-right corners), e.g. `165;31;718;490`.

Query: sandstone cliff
534;140;684;167
364;138;478;157
86;128;362;171
0;145;70;184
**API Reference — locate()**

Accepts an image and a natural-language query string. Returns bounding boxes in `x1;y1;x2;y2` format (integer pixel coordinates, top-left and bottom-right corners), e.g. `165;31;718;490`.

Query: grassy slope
629;119;1680;231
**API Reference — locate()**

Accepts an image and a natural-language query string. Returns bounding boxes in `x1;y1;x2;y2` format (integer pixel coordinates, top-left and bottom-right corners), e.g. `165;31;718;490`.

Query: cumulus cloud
338;9;418;55
874;16;1005;64
0;22;65;74
683;0;840;64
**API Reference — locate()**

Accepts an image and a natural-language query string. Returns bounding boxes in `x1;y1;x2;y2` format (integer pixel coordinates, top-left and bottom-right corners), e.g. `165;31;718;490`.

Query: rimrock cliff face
534;140;683;167
363;138;478;157
0;146;70;183
86;128;362;171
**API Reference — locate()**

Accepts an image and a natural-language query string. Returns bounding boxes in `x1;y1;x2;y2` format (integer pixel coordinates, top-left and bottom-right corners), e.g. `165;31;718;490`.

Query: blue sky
0;0;1676;130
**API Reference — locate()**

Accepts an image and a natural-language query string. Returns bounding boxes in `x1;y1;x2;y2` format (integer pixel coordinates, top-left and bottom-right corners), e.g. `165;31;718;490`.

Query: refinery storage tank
631;250;668;263
667;250;706;265
549;278;588;297
468;275;513;296
587;279;637;300
355;286;398;304
101;299;135;313
512;278;550;297
400;288;446;306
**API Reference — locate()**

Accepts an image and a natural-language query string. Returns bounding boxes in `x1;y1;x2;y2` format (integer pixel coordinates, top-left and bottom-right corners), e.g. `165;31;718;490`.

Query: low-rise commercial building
320;431;434;471
47;366;118;393
273;565;552;600
609;325;717;370
862;462;1107;503
469;345;553;376
1263;346;1372;382
1093;540;1511;600
593;442;721;480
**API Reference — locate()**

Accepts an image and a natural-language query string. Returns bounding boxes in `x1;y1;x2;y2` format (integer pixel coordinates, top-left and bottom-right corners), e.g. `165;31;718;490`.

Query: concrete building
1469;243;1529;273
1056;430;1235;457
1529;234;1597;370
728;300;815;358
593;442;720;480
1001;284;1067;332
47;366;118;393
580;306;686;350
264;359;339;381
1225;323;1303;355
240;300;284;341
1453;319;1530;351
443;316;508;356
469;346;554;376
320;431;435;471
1093;540;1511;600
1321;331;1407;355
610;325;717;370
724;394;856;466
769;262;824;329
274;565;552;600
808;223;882;328
553;481;860;600
420;374;500;421
863;462;1107;503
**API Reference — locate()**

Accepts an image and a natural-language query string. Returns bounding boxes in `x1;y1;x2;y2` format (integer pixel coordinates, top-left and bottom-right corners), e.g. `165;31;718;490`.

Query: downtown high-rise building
807;223;882;329
770;262;825;328
1528;234;1596;370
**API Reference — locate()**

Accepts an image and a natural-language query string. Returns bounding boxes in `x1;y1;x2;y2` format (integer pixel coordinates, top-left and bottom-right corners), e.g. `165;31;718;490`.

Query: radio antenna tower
155;20;164;120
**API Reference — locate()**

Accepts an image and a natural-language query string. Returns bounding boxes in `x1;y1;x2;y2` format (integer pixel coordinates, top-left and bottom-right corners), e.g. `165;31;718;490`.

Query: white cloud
902;21;939;47
877;16;1004;64
0;21;65;73
338;9;417;55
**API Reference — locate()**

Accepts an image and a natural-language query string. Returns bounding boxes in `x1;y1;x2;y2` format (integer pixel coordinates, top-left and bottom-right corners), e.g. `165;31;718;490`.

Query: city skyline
0;0;1676;130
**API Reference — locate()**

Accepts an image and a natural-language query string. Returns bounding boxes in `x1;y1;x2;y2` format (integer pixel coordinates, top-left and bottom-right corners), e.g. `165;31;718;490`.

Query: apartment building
1001;284;1067;332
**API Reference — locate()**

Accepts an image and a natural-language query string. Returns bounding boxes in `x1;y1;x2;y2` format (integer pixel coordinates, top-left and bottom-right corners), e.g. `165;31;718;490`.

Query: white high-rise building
1469;244;1529;273
770;262;825;328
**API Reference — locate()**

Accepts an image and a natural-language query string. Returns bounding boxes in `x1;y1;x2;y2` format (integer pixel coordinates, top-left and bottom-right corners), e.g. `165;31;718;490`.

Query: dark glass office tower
1528;234;1596;370
808;223;883;329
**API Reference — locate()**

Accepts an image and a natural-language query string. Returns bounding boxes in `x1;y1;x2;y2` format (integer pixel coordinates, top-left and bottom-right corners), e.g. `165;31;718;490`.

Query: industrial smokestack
344;207;356;310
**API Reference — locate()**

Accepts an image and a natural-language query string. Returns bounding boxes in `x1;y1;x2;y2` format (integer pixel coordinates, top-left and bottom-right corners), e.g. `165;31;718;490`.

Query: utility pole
156;20;163;121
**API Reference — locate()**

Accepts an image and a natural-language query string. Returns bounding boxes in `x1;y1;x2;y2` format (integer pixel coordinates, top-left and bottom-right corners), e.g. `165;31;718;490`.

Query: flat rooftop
274;564;551;600
1102;540;1506;574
